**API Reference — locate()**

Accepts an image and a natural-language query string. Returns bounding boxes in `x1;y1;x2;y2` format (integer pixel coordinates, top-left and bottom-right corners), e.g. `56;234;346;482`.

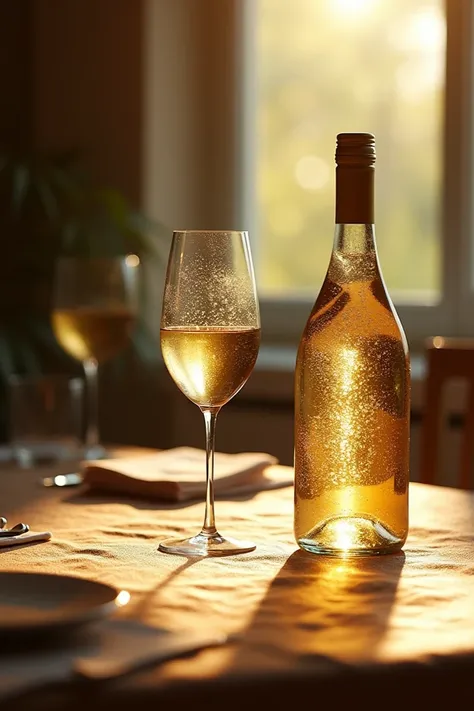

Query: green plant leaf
61;219;81;252
130;319;159;364
13;333;42;375
12;164;30;214
0;331;16;378
0;149;169;384
28;318;77;369
34;178;61;223
98;188;129;228
127;212;170;262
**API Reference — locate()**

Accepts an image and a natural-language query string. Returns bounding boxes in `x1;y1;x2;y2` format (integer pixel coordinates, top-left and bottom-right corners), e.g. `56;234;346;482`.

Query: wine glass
52;256;139;459
159;230;261;557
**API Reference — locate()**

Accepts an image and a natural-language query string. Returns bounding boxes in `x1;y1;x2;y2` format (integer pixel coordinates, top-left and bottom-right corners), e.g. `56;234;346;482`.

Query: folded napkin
82;447;290;502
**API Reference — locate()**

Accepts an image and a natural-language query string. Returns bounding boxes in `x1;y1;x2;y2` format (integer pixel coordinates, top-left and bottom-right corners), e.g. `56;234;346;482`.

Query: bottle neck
335;165;374;224
334;164;376;255
333;223;376;254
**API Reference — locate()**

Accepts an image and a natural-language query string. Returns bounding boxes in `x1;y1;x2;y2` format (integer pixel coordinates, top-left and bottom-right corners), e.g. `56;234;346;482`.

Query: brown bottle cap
335;133;375;223
335;133;376;167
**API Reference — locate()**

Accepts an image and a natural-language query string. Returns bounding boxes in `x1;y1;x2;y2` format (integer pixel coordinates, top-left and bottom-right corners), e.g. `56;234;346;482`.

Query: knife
42;473;83;488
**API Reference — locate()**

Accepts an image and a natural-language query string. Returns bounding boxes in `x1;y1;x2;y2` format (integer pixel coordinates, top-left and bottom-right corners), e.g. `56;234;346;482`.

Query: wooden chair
420;337;474;488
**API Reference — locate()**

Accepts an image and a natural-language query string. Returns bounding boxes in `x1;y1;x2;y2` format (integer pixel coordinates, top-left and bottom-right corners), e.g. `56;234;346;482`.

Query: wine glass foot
158;531;256;557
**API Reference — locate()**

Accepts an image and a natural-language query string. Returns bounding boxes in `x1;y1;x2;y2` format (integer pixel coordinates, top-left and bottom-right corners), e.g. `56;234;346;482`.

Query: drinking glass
52;256;139;459
9;374;84;467
159;230;261;557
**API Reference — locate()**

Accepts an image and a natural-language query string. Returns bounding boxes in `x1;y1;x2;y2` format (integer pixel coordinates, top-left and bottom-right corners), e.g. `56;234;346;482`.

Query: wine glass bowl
159;230;260;557
52;256;139;459
52;307;135;364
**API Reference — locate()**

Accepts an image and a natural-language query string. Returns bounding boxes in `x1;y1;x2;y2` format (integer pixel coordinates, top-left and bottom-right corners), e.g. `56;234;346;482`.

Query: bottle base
297;514;405;557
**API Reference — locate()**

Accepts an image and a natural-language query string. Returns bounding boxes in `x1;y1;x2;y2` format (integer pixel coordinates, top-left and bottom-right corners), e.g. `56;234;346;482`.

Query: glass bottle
294;133;410;556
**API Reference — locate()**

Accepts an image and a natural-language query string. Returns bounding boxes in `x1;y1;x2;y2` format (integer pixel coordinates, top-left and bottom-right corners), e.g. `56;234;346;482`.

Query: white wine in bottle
294;133;410;556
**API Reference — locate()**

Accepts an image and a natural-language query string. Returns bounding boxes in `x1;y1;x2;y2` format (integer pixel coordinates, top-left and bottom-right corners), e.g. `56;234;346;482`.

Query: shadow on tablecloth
231;549;405;671
62;487;285;510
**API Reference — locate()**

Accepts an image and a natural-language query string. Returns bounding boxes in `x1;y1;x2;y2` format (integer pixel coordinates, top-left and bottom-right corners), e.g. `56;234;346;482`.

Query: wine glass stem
83;358;100;449
201;408;220;537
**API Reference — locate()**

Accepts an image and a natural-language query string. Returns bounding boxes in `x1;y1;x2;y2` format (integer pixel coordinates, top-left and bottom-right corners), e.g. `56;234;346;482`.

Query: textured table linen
1;456;474;709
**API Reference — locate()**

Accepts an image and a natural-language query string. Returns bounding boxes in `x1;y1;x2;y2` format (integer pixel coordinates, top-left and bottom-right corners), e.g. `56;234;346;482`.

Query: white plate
0;572;126;634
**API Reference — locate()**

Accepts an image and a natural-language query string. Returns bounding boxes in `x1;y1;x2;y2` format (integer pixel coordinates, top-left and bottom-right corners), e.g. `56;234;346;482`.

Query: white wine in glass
52;307;135;364
52;257;139;459
160;230;261;557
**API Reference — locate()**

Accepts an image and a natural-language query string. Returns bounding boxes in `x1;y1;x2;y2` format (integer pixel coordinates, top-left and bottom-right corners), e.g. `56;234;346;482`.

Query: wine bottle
294;133;410;556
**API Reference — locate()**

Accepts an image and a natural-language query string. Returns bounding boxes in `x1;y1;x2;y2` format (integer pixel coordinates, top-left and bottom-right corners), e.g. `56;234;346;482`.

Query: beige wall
142;0;246;229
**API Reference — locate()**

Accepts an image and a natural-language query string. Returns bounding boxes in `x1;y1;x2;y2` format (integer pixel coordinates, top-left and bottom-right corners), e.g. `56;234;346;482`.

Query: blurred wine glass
52;256;139;458
159;230;260;557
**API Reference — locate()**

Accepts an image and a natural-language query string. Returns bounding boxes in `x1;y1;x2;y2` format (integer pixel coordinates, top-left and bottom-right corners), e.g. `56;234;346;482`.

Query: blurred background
0;0;471;479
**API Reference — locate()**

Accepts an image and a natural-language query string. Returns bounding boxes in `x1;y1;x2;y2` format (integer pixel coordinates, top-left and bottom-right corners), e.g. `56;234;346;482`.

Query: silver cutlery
0;523;30;537
42;472;83;488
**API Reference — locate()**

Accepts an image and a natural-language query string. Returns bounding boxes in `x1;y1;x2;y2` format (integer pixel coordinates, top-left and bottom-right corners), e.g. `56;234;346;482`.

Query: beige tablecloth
1;453;474;708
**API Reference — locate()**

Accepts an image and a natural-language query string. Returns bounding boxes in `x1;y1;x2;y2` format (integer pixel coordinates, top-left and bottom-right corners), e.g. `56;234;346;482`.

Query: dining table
1;446;474;710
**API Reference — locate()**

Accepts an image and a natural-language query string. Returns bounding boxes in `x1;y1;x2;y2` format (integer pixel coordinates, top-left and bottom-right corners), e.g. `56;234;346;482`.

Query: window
256;0;444;301
144;1;473;350
246;0;474;347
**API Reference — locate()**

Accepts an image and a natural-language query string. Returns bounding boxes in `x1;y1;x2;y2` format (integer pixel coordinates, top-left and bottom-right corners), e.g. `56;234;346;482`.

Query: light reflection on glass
125;254;140;268
338;347;359;479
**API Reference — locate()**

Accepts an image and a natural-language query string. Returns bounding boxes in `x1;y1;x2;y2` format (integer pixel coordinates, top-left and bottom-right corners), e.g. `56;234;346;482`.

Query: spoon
0;523;30;538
